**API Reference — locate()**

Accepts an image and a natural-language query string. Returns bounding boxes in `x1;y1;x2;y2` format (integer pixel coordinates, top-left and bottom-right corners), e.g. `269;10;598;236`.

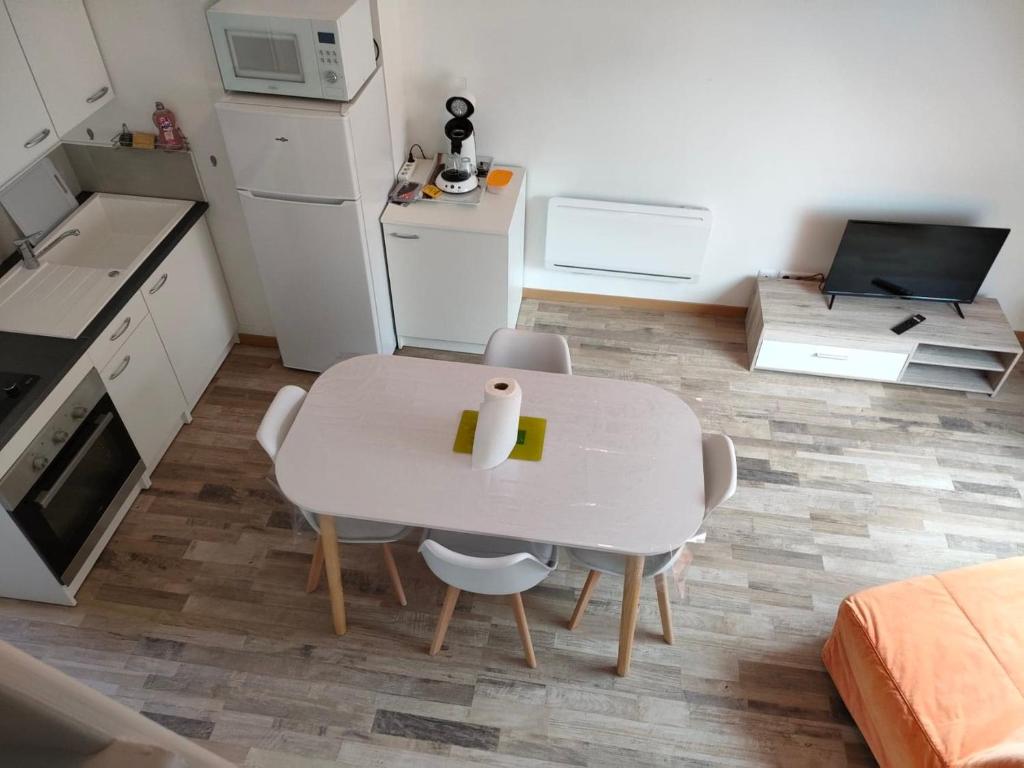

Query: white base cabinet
381;167;526;354
141;218;237;409
384;225;514;352
101;316;187;471
88;212;237;471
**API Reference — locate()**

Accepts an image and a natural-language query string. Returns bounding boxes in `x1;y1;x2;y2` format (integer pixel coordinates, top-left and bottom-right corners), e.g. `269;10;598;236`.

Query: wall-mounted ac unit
545;197;712;281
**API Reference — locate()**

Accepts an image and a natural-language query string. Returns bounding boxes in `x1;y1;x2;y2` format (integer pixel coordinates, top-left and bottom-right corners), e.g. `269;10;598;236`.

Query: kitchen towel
471;377;522;470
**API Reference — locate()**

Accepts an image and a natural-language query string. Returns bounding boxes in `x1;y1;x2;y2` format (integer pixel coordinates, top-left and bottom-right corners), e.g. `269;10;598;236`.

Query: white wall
380;0;1024;327
70;0;274;335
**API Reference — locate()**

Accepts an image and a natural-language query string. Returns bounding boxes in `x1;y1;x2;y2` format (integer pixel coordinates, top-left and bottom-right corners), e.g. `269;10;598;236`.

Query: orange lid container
487;168;513;188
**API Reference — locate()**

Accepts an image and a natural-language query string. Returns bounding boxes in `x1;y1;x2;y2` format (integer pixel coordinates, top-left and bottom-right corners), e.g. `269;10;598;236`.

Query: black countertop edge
0;195;209;452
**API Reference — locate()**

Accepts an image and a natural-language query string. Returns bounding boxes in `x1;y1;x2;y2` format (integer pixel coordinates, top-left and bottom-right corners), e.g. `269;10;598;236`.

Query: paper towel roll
472;377;522;470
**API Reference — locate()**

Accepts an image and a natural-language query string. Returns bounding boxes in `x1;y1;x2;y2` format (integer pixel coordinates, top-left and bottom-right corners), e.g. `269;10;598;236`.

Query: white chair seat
258;385;411;605
420;530;557;596
419;530;558;667
567;547;680;578
425;530;555;564
300;509;412;544
332;518;413;544
483;328;572;374
565;431;738;649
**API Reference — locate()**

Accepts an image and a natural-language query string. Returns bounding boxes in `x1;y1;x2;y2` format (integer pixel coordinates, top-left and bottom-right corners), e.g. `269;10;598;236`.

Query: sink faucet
13;228;81;269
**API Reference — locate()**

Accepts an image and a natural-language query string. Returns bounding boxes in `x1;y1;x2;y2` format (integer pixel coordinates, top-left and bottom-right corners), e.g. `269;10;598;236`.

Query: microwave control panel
313;25;345;94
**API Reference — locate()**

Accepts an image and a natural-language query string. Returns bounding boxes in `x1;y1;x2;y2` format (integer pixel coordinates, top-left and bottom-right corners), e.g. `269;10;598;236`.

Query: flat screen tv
823;220;1010;315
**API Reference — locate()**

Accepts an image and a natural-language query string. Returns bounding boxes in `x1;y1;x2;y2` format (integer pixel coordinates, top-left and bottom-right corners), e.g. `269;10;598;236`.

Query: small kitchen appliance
436;92;478;194
207;0;375;102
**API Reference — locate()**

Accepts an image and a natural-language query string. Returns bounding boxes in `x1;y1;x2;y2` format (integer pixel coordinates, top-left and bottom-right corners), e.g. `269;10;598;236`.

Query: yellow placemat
452;410;547;461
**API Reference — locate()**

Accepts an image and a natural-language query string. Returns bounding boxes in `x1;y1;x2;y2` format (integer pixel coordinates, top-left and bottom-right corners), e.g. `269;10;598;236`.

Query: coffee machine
436;89;478;194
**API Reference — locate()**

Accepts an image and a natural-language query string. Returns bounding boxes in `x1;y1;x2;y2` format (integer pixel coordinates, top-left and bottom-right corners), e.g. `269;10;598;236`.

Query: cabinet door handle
148;273;168;294
86;85;109;103
812;352;848;361
109;316;131;341
109;355;131;380
24;128;50;149
389;233;420;240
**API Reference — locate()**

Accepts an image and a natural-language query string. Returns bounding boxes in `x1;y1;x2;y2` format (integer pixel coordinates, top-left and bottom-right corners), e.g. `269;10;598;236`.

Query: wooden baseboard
521;288;747;318
237;333;278;349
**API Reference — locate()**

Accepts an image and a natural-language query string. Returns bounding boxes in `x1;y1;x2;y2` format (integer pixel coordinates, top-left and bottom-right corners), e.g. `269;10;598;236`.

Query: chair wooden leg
567;570;601;630
429;585;460;656
511;593;537;669
305;534;325;593
655;572;674;645
381;543;407;606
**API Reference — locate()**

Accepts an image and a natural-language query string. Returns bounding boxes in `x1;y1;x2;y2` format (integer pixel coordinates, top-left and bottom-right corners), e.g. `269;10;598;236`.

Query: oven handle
35;413;114;509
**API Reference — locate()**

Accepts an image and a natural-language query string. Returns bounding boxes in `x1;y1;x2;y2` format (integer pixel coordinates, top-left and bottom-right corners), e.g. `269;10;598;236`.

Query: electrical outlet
757;269;780;279
396;160;416;182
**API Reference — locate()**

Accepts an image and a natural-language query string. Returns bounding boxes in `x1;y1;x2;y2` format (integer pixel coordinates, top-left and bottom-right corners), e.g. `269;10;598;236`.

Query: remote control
891;314;926;335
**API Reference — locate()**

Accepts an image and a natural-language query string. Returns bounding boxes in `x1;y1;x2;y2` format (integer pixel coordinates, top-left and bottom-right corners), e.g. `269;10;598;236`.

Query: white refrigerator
215;67;396;371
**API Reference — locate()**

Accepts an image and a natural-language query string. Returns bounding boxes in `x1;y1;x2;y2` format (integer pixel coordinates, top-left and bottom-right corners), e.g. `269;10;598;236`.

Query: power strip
396;160;416;183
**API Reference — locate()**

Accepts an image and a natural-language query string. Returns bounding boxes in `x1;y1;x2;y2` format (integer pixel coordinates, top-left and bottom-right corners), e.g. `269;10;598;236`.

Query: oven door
208;12;323;99
4;395;142;585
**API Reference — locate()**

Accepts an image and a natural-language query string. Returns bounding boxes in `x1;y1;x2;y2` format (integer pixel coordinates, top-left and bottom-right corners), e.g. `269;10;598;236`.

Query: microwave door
210;14;321;99
227;30;304;83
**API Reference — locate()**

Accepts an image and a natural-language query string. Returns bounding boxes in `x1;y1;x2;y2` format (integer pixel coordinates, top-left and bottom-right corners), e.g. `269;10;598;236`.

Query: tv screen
823;221;1009;304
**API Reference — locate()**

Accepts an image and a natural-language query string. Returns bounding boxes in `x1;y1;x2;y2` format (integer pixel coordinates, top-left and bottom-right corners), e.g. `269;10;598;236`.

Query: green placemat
452;410;547;461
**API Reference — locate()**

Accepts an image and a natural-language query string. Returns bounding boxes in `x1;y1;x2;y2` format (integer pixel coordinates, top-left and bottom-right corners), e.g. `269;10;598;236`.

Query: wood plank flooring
3;298;1023;767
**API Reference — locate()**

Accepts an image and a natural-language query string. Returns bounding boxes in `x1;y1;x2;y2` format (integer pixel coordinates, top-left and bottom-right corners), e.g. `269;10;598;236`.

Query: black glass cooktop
0;372;39;423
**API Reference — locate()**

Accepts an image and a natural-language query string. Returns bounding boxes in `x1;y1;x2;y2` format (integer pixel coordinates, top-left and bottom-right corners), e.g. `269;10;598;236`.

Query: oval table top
275;354;705;556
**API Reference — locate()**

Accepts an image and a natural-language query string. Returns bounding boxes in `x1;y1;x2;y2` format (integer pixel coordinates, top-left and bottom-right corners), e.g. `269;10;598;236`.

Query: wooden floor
3;298;1023;767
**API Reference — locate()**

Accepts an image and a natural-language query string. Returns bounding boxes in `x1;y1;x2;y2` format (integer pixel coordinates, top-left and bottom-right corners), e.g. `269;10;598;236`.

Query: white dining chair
419;531;558;668
565;432;737;644
257;385;413;605
483;328;572;374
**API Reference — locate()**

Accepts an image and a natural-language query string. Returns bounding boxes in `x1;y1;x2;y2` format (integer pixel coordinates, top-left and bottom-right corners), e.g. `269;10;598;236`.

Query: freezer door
239;191;381;371
216;101;359;199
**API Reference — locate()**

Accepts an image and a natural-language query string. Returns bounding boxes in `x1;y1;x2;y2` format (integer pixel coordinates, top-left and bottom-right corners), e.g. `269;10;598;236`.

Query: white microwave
207;0;375;102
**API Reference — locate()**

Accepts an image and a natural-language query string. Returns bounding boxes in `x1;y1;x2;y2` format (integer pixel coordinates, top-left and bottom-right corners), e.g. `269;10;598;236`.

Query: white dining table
275;354;705;675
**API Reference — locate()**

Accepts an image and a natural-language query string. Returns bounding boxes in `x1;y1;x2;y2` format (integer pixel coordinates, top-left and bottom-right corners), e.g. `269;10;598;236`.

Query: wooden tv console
746;278;1022;397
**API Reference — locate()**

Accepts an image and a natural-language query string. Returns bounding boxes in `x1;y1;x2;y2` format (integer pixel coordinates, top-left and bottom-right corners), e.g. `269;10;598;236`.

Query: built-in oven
0;371;143;586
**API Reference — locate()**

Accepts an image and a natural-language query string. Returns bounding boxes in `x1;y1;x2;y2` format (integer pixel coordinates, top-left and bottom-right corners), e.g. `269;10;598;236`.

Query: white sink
0;194;192;338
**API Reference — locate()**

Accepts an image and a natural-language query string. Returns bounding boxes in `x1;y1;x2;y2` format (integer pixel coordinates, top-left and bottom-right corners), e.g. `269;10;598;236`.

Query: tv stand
951;302;965;320
748;278;1022;397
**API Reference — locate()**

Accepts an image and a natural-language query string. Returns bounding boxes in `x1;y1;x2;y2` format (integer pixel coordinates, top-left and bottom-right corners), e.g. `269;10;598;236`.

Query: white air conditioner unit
545;197;712;281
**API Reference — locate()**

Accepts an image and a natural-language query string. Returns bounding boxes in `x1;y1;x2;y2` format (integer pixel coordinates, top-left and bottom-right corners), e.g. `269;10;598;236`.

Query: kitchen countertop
0;194;208;451
381;165;525;236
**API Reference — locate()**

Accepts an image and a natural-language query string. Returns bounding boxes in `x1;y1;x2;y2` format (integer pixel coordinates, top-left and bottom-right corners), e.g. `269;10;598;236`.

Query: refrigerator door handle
239;189;350;206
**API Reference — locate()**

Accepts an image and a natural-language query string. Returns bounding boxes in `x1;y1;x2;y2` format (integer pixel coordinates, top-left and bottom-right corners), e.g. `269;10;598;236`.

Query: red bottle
152;101;185;150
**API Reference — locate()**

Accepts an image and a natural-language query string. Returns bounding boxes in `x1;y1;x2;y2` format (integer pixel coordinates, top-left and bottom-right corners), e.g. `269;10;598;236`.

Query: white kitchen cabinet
101;315;187;471
141;217;237;409
0;4;58;184
85;291;149;372
6;0;114;137
380;167;526;354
